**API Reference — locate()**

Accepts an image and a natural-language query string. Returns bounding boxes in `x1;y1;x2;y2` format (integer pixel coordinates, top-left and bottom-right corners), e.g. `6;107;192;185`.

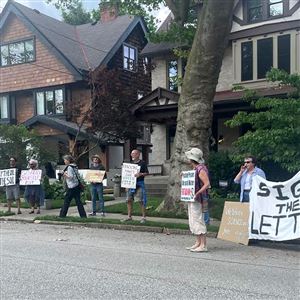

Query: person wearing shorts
124;149;149;224
6;157;22;214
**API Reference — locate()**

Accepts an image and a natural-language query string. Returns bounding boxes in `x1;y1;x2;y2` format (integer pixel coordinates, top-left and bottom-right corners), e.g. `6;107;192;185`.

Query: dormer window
123;44;137;72
0;38;35;67
246;0;285;23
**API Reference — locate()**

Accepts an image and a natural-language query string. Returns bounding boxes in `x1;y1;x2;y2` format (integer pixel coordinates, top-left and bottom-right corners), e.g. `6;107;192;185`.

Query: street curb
0;217;217;237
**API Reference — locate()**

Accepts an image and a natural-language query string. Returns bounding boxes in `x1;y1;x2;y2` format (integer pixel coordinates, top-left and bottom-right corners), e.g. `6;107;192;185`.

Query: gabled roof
0;1;147;75
23;115;117;144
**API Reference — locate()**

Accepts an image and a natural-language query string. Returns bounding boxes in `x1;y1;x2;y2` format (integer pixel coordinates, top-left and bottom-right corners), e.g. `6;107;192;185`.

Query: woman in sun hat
184;148;210;252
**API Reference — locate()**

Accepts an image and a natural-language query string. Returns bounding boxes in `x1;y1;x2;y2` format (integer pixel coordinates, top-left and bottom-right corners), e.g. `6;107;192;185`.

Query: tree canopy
0;125;57;169
226;69;300;173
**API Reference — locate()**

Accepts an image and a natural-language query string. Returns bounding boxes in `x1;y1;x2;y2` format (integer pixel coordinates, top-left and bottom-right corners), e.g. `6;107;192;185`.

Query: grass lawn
0;210;15;217
105;197;188;219
34;215;219;232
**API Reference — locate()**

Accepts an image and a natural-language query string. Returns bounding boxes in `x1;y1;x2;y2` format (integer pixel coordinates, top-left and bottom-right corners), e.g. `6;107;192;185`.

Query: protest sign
0;168;16;186
20;169;42;185
181;170;196;202
121;163;140;189
249;172;300;241
217;201;249;245
84;170;105;183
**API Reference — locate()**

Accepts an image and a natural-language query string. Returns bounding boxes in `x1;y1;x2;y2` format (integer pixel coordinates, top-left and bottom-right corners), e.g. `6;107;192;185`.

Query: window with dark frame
168;60;178;92
268;0;284;17
0;38;35;67
123;44;137;72
0;95;9;119
278;34;290;73
248;0;263;22
246;0;285;23
36;88;64;115
257;37;273;79
241;41;253;81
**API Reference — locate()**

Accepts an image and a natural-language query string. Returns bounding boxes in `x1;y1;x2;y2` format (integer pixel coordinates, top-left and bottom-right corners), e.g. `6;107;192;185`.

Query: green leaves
227;70;300;172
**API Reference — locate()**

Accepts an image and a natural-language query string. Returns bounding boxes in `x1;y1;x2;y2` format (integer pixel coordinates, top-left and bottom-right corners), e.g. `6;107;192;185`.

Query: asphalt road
0;221;299;300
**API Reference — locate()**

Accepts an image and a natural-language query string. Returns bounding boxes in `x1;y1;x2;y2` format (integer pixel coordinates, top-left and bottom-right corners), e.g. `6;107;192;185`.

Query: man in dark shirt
6;157;22;214
89;154;106;216
124;149;149;223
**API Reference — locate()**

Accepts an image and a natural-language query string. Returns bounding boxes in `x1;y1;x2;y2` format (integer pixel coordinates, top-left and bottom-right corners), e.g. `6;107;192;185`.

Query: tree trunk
162;0;234;212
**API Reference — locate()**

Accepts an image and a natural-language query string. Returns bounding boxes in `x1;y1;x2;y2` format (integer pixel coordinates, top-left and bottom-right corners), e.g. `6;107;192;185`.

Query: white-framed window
0;38;35;67
123;44;137;72
0;95;8;119
234;31;295;83
36;88;64;115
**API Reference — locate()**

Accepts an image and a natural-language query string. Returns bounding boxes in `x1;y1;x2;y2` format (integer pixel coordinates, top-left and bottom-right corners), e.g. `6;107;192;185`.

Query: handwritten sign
0;168;16;186
85;170;105;183
249;172;300;241
217;201;249;245
181;170;196;202
121;163;140;189
20;169;42;185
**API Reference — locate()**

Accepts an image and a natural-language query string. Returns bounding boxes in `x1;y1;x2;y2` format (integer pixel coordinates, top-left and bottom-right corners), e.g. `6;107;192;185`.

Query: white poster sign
121;163;140;189
0;168;16;186
249;171;300;241
20;169;42;185
78;169;105;183
181;170;196;202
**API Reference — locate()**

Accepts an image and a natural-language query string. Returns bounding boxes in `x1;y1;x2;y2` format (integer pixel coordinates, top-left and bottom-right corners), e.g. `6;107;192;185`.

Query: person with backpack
185;148;210;252
59;155;87;218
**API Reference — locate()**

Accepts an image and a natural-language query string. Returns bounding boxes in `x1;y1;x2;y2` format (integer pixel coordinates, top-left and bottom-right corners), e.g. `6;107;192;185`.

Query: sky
0;0;170;26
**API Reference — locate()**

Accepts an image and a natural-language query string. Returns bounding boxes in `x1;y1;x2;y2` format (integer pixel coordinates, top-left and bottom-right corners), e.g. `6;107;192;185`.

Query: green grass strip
34;215;219;232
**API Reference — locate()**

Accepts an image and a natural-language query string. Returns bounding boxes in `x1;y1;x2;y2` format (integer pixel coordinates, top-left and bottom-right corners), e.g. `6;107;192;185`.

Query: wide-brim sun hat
91;154;101;161
185;148;205;164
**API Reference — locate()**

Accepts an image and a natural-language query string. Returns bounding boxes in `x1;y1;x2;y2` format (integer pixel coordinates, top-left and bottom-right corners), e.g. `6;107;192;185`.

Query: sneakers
88;212;96;216
190;246;208;252
100;212;105;217
121;217;133;222
185;244;200;250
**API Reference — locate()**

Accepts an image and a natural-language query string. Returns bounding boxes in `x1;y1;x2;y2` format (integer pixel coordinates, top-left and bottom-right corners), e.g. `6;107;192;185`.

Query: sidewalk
0;199;220;235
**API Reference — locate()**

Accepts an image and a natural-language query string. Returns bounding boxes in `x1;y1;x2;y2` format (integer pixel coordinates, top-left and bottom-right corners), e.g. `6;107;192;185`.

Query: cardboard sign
121;163;140;189
20;169;42;185
0;168;16;186
249;172;300;241
181;170;196;202
85;170;106;183
218;201;249;245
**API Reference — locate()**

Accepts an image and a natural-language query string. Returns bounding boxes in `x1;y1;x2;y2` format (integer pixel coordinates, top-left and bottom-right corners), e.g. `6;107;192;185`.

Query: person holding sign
6;157;22;214
24;159;43;214
59;155;87;218
88;154;106;217
185;148;210;252
234;155;266;202
124;149;149;223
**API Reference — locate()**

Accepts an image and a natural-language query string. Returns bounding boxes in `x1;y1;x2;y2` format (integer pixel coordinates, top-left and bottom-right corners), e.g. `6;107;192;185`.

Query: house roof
23;115;118;144
0;1;147;75
141;13;300;57
131;86;294;117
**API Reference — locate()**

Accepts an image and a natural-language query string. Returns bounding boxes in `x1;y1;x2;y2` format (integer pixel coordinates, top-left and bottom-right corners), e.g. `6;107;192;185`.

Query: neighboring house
0;0;151;175
132;0;300;175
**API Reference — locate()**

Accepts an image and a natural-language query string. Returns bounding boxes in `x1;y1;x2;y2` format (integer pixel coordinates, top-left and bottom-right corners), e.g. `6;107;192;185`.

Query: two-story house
131;0;300;174
0;0;151;174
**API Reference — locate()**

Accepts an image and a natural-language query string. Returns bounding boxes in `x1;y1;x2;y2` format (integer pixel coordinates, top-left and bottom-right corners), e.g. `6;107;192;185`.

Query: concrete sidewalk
0;198;220;227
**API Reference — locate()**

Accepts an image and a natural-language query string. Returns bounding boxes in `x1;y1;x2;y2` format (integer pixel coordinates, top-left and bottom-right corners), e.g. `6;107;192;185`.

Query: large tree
47;0;235;211
161;0;234;211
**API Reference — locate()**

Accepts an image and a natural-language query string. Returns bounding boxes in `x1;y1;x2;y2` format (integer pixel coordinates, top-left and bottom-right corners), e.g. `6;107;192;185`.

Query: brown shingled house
0;0;151;174
132;0;300;175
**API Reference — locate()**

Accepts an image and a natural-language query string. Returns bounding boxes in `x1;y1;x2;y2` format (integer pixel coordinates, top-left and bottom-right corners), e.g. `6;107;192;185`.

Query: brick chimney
99;2;119;22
